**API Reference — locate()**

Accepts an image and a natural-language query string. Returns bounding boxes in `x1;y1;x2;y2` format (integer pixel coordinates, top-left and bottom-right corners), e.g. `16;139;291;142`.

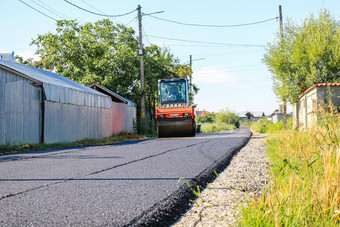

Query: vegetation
239;112;340;226
249;119;290;133
197;109;240;133
16;19;198;130
200;123;236;133
263;10;340;104
0;131;143;156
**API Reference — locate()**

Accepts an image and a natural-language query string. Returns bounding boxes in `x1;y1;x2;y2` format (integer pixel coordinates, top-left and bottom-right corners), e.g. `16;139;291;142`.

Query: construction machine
156;78;196;138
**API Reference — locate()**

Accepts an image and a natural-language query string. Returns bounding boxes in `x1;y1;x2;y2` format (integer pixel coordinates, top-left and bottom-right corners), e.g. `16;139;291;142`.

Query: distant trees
197;109;240;128
22;19;197;127
263;10;340;104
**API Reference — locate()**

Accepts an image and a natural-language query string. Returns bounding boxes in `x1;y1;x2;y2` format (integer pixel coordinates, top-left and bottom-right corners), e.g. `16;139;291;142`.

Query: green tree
264;10;340;104
31;19;140;101
197;113;216;124
215;109;240;128
28;19;197;131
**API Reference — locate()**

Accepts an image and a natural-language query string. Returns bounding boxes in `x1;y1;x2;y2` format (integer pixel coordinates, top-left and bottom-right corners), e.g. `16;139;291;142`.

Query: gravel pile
173;132;269;226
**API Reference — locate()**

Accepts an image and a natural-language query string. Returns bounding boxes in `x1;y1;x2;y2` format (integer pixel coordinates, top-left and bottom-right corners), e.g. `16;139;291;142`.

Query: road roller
156;78;196;138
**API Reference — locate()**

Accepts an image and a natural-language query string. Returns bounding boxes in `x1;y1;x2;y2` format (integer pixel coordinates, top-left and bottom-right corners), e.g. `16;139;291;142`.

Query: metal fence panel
3;80;41;145
44;101;136;144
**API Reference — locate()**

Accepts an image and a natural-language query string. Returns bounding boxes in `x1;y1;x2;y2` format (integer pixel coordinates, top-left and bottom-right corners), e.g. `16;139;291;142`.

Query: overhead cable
145;14;278;28
36;0;72;19
18;0;57;21
80;0;104;14
30;0;65;19
148;35;265;47
63;0;137;17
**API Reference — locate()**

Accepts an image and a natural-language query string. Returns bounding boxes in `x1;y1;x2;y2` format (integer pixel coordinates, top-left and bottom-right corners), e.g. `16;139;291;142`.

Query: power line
36;0;72;19
125;16;137;27
18;0;57;21
30;0;65;19
145;14;278;28
142;27;151;45
63;0;137;17
80;0;104;14
148;35;266;47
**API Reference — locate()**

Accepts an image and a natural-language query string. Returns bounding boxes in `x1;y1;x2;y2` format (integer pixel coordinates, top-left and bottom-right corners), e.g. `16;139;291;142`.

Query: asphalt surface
0;126;251;226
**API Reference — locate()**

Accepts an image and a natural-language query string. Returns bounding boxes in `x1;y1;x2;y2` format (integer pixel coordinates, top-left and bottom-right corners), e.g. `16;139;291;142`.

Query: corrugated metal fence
0;68;136;145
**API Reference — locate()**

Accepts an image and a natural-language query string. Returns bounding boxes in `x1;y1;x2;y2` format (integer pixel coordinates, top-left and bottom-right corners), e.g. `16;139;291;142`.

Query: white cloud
193;66;239;87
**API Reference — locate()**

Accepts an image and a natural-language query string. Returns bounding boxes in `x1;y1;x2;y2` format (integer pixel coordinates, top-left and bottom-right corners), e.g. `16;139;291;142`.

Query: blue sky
1;0;340;115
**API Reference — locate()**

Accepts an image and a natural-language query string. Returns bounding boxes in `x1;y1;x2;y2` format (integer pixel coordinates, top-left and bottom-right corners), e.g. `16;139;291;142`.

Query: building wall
0;68;42;145
294;86;340;129
272;114;283;124
43;101;136;144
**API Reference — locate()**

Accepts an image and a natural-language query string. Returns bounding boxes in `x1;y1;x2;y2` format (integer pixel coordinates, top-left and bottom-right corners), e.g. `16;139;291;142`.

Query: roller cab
156;78;196;138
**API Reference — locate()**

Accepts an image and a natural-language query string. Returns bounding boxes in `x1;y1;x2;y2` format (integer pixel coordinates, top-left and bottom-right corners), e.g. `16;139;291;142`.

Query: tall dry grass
239;109;340;226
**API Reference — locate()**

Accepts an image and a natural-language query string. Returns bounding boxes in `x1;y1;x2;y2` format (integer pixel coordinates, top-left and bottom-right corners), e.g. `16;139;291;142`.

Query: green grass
0;131;144;155
249;119;288;133
238;112;340;226
200;123;236;133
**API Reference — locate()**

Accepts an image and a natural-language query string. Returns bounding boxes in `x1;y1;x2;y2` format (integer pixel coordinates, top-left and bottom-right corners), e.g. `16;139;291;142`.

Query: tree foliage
215;109;239;127
197;113;216;124
26;19;197;124
263;10;340;104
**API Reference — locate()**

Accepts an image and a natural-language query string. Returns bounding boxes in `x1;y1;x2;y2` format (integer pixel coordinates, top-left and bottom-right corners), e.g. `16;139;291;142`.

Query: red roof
196;110;211;116
298;82;340;99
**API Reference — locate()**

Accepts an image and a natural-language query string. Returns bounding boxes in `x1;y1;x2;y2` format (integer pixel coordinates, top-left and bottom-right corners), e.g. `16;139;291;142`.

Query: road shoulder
173;132;269;226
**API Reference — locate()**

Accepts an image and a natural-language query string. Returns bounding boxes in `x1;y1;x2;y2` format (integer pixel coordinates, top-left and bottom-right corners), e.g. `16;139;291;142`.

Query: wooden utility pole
137;5;146;130
189;54;192;102
279;5;287;128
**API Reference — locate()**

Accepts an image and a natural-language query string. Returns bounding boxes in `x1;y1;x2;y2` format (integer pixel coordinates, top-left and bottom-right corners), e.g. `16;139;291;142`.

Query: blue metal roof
0;59;103;96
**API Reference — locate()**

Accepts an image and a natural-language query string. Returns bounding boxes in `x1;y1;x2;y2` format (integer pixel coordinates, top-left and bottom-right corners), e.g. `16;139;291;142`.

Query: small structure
293;83;340;129
196;109;211;116
0;52;15;61
271;109;283;123
0;59;136;145
89;83;136;134
238;111;265;122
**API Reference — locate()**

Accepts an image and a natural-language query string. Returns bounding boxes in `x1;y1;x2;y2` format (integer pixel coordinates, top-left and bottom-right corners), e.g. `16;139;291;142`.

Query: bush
197;113;216;124
215;109;240;128
200;123;236;133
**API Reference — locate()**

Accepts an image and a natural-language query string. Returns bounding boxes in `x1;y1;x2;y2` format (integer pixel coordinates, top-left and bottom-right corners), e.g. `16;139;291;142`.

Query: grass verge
0;131;144;156
238;114;340;226
200;123;236;133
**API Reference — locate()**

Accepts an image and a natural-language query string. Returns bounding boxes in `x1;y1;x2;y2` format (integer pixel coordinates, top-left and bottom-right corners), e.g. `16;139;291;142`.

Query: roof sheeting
0;59;112;108
89;83;136;107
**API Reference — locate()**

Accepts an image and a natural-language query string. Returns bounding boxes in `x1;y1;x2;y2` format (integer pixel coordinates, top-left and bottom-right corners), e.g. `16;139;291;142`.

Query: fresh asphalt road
0;126;251;226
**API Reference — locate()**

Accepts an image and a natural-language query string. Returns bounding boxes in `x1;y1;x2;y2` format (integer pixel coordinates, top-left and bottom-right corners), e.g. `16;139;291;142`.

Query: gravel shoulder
173;132;269;226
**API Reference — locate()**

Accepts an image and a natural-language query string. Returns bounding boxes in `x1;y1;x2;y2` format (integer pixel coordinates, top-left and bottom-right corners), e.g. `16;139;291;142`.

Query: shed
271;109;283;124
196;109;211;116
0;59;135;145
89;83;136;106
89;83;137;134
238;111;265;122
293;83;340;129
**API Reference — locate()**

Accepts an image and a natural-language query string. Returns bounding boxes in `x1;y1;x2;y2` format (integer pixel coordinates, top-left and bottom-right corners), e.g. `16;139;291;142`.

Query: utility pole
189;54;192;103
137;5;146;130
279;5;287;128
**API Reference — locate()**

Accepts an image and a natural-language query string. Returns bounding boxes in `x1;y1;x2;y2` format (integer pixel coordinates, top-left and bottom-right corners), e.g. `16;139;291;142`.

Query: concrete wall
0;68;42;145
272;114;283;124
294;86;340;129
